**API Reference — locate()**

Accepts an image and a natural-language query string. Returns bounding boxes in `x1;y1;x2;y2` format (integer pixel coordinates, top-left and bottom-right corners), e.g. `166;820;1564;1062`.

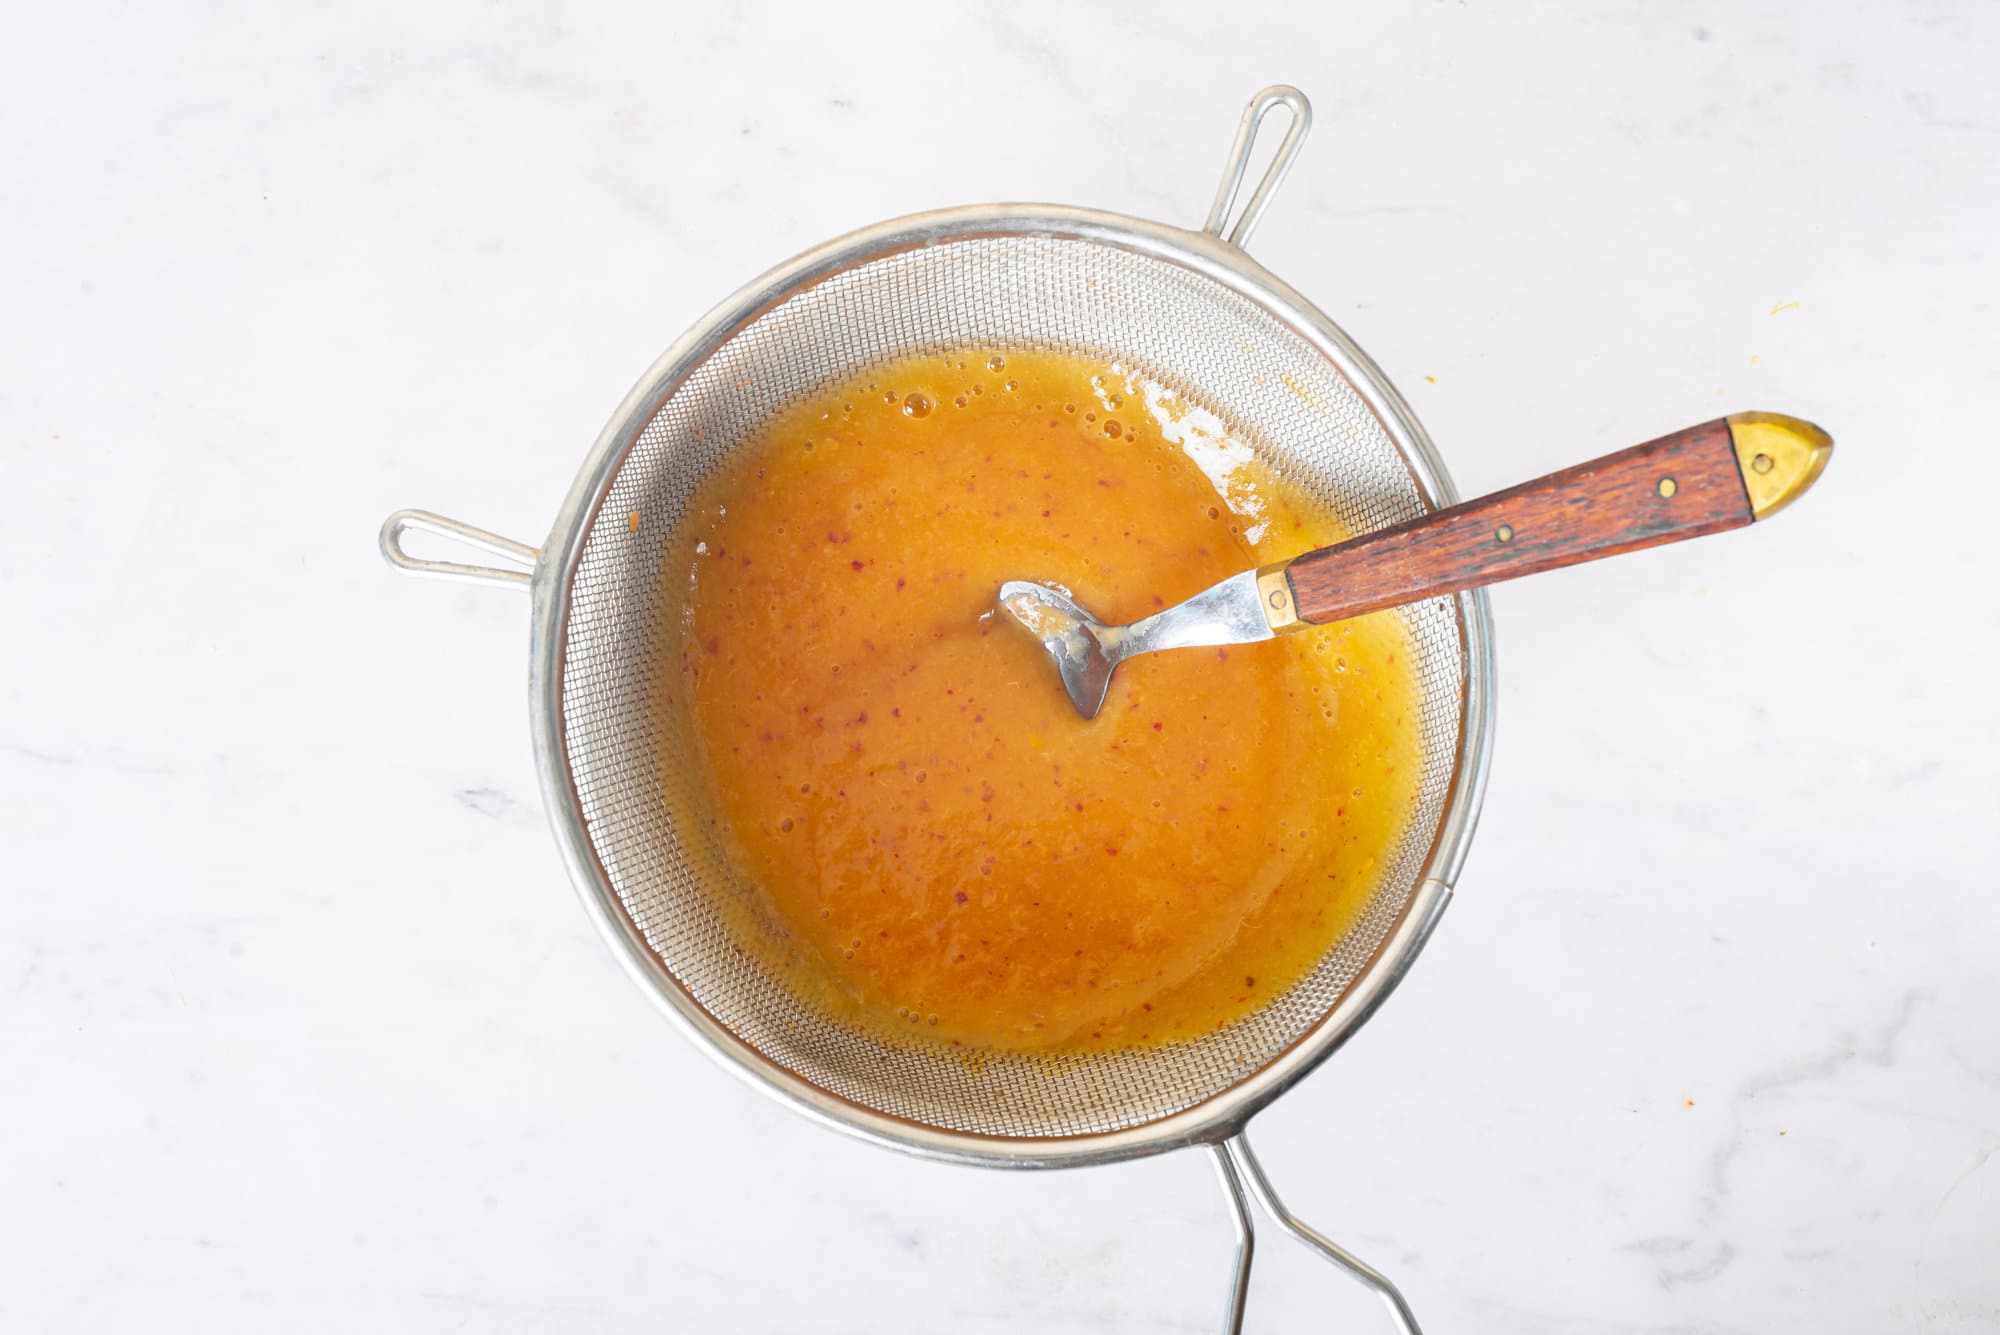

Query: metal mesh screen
557;233;1466;1138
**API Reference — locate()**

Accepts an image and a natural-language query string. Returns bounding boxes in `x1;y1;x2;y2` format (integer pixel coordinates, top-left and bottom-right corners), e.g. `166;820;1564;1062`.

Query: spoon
998;412;1831;719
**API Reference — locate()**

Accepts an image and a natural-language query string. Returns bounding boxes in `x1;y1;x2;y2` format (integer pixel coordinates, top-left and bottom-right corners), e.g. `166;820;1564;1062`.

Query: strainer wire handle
379;509;537;588
1204;85;1313;249
1209;1133;1422;1334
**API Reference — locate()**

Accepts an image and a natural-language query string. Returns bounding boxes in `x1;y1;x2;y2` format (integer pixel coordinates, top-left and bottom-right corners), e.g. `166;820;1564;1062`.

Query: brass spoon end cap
1726;412;1833;520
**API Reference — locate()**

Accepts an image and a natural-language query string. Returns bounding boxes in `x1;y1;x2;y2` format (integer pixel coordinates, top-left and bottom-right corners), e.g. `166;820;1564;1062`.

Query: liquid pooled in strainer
657;348;1421;1052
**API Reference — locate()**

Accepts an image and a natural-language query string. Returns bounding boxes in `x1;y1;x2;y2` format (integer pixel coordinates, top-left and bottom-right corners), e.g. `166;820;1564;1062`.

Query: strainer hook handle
379;509;537;589
1208;1132;1422;1334
1203;85;1312;250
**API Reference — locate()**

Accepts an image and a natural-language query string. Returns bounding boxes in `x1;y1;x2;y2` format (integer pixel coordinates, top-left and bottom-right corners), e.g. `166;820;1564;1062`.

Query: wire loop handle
1208;1133;1422;1334
379;509;537;589
1203;85;1313;249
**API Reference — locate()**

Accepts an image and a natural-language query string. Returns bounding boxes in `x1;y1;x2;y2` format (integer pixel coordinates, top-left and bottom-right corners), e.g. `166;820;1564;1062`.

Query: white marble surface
4;2;1998;1331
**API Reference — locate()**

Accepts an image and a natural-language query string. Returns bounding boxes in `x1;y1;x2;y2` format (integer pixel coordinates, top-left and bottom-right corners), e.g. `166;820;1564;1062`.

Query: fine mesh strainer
381;86;1492;1333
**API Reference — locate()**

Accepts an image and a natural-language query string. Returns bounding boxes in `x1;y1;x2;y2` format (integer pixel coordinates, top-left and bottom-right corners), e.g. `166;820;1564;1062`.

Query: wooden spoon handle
1261;412;1831;628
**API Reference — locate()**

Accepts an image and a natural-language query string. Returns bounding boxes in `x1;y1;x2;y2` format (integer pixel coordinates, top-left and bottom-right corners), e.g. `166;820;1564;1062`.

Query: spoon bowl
996;571;1276;719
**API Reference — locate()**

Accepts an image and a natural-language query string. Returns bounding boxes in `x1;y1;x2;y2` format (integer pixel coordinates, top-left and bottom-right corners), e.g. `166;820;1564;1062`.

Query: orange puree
662;349;1421;1051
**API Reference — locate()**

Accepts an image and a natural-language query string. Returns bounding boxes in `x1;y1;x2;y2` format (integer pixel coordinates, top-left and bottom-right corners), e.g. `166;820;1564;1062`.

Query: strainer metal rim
520;202;1495;1170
